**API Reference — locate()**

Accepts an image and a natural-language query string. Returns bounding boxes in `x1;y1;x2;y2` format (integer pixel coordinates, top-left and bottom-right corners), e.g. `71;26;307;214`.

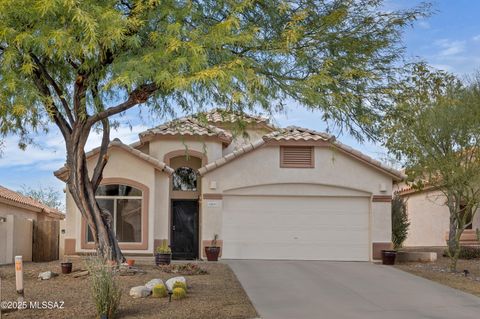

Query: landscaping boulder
129;286;151;298
145;278;164;291
165;276;186;291
38;271;57;280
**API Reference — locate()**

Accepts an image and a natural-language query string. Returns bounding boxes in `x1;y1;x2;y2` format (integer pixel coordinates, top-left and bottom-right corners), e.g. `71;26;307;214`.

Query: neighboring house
394;183;480;247
0;186;64;264
55;109;404;261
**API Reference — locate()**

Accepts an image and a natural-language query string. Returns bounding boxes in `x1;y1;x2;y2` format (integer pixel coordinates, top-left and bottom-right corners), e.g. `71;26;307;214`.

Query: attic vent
280;146;314;168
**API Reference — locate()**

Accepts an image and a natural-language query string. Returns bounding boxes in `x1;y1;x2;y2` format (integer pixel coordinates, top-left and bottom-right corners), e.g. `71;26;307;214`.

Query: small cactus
172;281;187;292
152;284;167;298
172;287;186;299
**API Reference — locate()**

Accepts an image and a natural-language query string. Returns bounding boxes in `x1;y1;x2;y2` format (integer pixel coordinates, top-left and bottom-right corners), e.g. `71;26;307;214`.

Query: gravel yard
395;251;480;297
0;258;257;319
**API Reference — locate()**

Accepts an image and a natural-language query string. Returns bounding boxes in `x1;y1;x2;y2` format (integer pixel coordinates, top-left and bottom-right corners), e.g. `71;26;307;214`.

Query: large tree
0;0;427;262
382;65;480;271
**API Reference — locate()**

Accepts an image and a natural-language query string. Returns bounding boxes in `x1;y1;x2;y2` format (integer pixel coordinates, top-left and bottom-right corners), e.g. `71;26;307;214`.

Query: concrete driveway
227;260;480;319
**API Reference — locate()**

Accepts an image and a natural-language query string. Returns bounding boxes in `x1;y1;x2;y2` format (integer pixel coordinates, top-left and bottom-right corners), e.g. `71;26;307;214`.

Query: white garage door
222;196;370;261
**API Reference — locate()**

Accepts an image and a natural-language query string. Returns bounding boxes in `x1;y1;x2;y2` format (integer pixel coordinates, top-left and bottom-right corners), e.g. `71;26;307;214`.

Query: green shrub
172;287;186;299
443;246;480;259
152;284;167;298
392;195;409;249
87;255;122;319
172;281;187;292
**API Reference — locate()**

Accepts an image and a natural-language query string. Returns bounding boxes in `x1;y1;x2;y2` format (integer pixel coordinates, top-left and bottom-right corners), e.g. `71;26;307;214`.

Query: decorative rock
145;278;164;291
38;271;57;280
129;286;151;298
165;276;186;291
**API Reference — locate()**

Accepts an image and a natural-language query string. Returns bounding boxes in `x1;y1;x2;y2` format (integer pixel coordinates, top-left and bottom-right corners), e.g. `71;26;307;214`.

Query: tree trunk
65;123;124;263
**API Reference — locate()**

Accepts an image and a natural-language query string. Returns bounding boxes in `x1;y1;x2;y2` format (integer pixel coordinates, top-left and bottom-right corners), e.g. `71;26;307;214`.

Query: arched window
87;184;142;243
172;167;197;191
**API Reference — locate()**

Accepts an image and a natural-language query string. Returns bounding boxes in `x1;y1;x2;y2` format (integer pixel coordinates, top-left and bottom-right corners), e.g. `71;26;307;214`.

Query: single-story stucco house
394;183;480;247
0;185;64;264
56;109;404;261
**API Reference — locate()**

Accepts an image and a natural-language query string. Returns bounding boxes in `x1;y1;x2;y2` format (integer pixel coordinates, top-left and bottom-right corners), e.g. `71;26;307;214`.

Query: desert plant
211;234;219;247
155;239;172;254
172;287;187;300
392;195;410;249
152;284;167;298
86;255;122;319
172;281;188;292
157;263;208;275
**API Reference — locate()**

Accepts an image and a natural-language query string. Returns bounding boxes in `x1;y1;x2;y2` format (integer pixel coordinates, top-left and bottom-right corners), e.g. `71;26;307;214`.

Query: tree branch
30;53;75;125
87;83;158;126
91;118;110;190
31;68;72;138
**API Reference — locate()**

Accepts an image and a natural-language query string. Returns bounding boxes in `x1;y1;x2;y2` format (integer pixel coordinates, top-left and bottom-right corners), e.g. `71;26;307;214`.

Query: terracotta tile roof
264;126;334;142
0;185;64;219
199;126;406;181
139;117;232;143
201;108;271;126
54;139;174;181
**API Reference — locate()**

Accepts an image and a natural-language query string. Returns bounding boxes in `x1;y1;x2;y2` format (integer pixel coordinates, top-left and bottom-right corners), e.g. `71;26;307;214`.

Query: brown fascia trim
0;197;64;219
372;195;392;202
54;139;174;182
202;193;223;200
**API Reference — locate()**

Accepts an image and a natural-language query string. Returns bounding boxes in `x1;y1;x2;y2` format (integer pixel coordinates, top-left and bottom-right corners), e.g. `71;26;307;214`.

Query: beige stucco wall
0;202;39;220
149;139;223;163
0;215;33;265
65;147;170;254
201;145;394;252
401;190;480;247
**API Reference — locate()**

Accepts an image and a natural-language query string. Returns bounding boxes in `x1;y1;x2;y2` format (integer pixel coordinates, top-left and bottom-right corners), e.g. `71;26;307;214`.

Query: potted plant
382;195;410;265
155;239;172;265
204;234;221;261
61;257;73;274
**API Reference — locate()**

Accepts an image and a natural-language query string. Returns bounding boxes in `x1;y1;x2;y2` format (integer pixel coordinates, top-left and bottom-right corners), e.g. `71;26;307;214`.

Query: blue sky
1;0;480;199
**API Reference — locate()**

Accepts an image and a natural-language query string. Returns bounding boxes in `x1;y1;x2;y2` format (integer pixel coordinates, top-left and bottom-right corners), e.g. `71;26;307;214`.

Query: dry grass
395;251;480;297
0;258;257;319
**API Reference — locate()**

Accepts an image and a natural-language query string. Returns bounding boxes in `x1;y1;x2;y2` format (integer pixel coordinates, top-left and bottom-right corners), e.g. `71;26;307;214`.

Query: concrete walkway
227;260;480;319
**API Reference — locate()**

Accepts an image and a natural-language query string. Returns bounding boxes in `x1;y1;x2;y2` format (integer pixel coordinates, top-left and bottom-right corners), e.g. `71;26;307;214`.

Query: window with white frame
87;184;142;243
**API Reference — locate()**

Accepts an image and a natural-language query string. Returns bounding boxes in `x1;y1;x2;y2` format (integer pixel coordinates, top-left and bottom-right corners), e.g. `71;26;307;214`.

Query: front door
171;200;199;260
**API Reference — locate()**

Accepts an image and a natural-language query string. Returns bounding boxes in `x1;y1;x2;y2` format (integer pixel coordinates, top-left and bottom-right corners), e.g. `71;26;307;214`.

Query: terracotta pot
205;246;221;261
61;262;72;274
381;250;397;265
126;259;135;267
155;253;171;266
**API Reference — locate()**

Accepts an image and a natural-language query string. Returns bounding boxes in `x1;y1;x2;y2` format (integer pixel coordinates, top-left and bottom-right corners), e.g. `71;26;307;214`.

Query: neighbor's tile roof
199;126;406;180
139;117;232;143
0;186;64;219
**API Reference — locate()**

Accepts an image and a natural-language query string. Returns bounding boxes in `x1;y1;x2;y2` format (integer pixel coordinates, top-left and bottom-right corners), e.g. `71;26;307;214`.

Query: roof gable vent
280;146;314;168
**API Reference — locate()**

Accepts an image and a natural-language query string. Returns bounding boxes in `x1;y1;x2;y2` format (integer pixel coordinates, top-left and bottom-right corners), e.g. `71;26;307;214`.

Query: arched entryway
164;151;204;259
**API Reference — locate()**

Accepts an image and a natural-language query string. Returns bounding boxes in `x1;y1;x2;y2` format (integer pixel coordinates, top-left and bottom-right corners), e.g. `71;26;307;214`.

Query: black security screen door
171;200;199;260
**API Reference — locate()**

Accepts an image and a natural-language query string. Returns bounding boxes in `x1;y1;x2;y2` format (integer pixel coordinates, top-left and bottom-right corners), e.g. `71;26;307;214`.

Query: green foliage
172;287;187;300
152;284;167;298
155;239;171;254
172;281;187;292
18;184;64;211
86;255;122;319
382;66;480;270
392;195;409;249
0;0;429;144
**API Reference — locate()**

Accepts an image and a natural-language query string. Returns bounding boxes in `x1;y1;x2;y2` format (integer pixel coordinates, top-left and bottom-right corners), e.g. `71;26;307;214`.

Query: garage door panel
222;195;370;261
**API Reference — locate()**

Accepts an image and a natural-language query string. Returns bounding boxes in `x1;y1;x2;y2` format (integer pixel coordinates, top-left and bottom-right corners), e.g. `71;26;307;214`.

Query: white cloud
434;39;466;57
472;34;480;42
0;124;150;171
